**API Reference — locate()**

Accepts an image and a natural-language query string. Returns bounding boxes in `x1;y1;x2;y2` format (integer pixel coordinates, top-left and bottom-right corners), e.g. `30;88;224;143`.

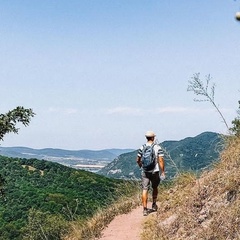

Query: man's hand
160;172;166;181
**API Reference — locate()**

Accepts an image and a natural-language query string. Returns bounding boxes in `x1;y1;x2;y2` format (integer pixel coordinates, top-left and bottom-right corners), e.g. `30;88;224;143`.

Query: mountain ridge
0;146;134;159
98;131;224;179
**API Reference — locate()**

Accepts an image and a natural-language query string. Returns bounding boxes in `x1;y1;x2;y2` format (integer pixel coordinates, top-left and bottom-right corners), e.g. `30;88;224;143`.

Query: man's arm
136;156;142;168
158;156;165;177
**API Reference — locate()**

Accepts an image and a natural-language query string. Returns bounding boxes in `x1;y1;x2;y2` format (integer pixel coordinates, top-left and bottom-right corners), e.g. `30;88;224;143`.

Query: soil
98;205;157;240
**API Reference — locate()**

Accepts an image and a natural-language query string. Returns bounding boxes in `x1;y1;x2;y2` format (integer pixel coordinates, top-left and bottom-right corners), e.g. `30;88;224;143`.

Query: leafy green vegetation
230;100;240;137
0;155;135;239
0;106;35;141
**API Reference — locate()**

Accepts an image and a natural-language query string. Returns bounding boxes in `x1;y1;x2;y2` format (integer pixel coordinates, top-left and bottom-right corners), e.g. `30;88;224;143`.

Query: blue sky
1;0;240;150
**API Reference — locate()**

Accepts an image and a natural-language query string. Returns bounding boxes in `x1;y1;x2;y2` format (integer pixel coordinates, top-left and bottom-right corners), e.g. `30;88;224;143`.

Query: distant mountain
98;132;224;179
105;148;135;156
0;147;134;172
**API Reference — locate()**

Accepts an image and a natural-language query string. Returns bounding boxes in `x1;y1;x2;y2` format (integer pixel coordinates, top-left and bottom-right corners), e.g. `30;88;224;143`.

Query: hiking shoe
143;208;148;216
152;203;158;211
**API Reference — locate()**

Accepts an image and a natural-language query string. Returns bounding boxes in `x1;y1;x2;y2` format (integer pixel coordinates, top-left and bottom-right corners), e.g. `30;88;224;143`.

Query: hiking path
97;205;157;240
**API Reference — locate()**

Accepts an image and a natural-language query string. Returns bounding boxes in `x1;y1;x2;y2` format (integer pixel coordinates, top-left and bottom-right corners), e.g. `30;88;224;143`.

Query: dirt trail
98;205;157;240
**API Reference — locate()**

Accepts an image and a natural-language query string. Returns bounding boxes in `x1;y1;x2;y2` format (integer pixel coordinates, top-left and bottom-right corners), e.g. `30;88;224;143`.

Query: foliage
0;156;133;239
230;100;240;136
0;106;35;141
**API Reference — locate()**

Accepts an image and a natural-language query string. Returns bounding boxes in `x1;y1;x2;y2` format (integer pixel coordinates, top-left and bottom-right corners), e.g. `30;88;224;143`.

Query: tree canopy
0;106;35;141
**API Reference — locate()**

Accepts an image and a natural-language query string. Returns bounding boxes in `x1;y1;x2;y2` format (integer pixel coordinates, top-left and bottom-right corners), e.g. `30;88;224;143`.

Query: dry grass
63;181;142;240
22;164;44;175
63;136;240;240
141;136;240;240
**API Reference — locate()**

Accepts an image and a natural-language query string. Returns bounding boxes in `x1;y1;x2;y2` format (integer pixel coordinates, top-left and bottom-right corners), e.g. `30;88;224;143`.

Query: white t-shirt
137;143;164;172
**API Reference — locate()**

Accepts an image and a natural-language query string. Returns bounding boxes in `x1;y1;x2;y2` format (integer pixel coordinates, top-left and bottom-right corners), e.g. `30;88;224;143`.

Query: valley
0;146;134;172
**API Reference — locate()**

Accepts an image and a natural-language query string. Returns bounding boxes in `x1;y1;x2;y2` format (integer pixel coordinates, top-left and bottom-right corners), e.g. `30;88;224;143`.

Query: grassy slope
63;134;239;240
141;136;240;239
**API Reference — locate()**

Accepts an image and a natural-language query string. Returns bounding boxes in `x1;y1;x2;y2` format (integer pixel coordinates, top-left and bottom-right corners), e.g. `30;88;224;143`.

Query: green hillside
0;156;134;240
98;132;224;179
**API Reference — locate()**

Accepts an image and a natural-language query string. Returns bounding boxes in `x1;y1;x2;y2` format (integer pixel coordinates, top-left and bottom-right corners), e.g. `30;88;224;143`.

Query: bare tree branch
187;73;229;130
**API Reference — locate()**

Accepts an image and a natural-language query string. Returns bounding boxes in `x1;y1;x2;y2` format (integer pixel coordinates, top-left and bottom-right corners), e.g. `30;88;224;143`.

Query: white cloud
105;107;144;116
157;106;213;113
105;106;214;116
155;107;191;113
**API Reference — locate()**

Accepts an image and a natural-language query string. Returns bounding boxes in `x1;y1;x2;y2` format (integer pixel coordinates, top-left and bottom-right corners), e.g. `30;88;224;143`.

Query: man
136;130;165;216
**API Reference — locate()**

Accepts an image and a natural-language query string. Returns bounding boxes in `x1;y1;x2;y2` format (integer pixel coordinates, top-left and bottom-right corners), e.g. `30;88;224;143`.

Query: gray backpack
141;143;156;171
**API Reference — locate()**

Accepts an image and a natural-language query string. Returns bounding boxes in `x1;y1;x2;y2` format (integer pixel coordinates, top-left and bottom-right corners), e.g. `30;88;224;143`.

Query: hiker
136;130;165;216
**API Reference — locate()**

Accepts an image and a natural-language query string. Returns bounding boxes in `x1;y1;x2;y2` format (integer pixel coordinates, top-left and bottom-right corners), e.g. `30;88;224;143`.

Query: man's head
145;130;156;141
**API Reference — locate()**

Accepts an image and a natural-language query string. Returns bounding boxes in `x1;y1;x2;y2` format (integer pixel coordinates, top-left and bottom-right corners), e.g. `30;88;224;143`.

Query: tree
0;174;6;200
230;100;240;136
0;106;35;141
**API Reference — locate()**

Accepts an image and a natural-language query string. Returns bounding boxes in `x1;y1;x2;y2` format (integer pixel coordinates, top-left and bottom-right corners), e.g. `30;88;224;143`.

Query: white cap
145;131;156;137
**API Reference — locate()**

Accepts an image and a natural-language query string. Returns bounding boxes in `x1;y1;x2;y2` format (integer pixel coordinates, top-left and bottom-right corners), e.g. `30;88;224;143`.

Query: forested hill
98;131;224;179
0;156;133;240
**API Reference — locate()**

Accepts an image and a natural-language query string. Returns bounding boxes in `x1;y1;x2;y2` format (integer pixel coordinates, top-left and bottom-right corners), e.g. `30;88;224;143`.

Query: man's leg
142;172;150;216
142;189;148;209
152;188;158;211
151;172;160;211
152;187;158;204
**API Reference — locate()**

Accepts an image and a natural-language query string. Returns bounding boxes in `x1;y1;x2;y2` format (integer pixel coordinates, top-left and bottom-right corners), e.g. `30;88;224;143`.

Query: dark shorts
141;171;160;190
